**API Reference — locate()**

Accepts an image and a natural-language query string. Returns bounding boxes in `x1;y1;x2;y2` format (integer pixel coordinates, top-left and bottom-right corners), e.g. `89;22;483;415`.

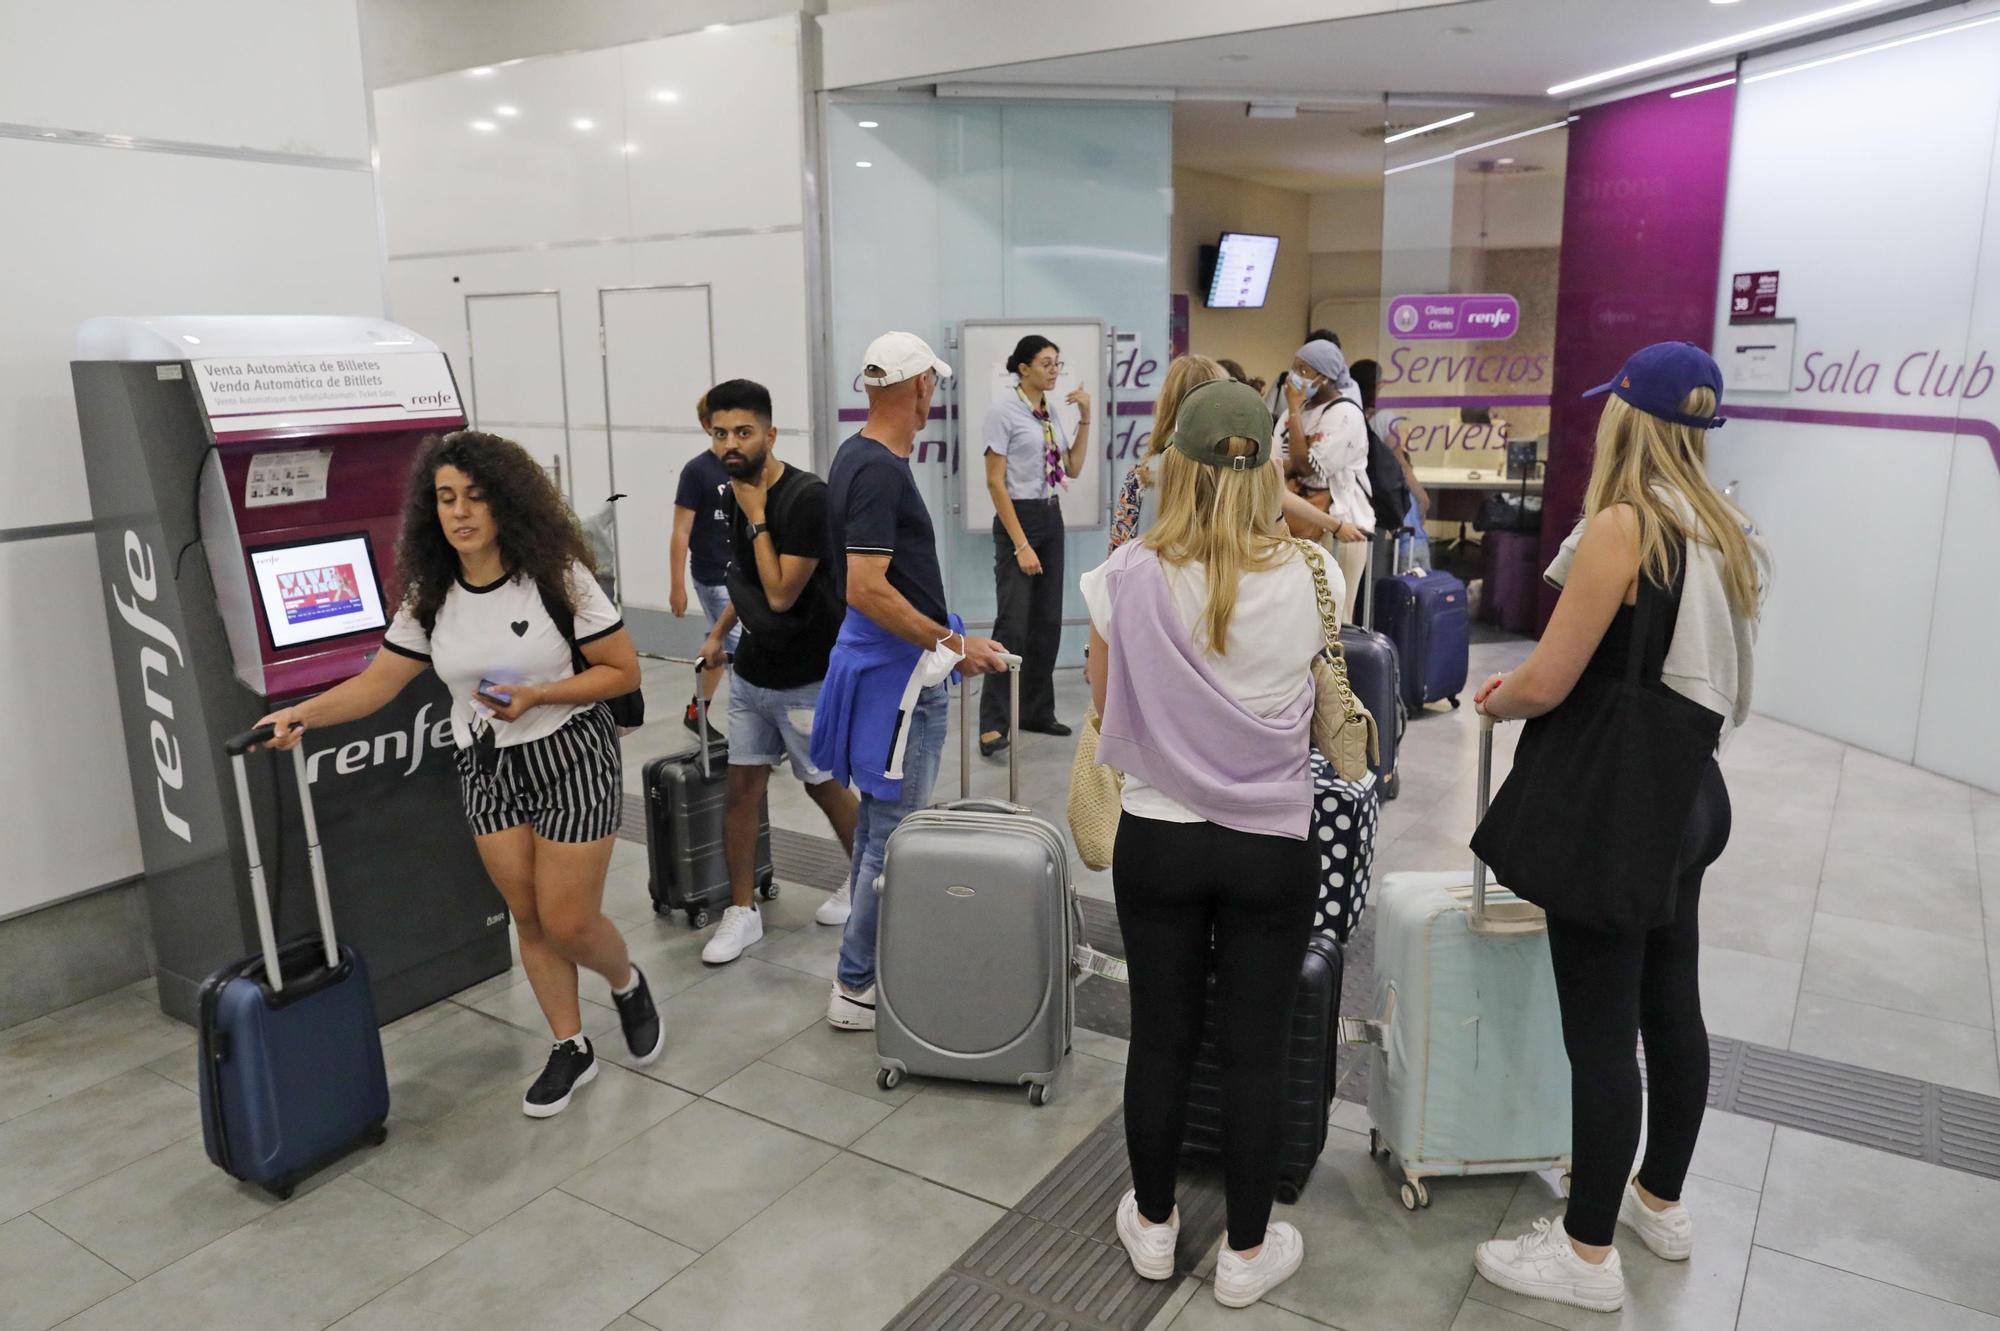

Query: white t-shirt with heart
383;560;621;749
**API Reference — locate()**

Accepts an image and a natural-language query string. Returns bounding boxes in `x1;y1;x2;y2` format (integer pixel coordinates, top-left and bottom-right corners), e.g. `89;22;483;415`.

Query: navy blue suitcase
198;727;390;1199
1374;571;1471;712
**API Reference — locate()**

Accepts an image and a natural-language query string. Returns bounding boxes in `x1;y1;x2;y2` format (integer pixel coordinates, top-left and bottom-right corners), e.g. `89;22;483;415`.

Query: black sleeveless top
1584;548;1683;692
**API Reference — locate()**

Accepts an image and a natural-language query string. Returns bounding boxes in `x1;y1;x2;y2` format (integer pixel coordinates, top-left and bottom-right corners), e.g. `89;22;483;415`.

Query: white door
599;284;715;654
464;291;572;498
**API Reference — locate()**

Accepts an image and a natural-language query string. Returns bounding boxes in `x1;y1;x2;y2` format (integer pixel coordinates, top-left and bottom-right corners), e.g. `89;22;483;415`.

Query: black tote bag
1469;570;1722;933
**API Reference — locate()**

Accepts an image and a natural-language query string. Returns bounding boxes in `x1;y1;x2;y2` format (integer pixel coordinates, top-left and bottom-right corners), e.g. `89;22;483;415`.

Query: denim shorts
695;579;742;653
728;674;832;783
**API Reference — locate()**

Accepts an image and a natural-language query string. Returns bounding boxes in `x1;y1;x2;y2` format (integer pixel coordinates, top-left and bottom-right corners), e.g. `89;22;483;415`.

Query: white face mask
1293;372;1323;396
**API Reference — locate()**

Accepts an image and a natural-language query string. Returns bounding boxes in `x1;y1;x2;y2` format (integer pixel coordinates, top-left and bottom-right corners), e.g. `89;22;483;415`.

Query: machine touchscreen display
248;533;389;650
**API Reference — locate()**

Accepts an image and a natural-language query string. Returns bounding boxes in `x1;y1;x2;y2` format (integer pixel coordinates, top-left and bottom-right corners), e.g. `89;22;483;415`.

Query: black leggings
1113;813;1316;1253
1550;760;1733;1246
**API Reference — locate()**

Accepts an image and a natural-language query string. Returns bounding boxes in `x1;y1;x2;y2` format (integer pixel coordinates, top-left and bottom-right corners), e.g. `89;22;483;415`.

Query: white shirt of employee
984;340;1092;561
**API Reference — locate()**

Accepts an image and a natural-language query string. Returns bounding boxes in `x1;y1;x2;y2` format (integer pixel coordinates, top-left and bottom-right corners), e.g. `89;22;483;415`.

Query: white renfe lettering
373;728;408;770
403;703;433;777
150;720;183;790
139;647;174;720
109;532;191;843
335;740;369;774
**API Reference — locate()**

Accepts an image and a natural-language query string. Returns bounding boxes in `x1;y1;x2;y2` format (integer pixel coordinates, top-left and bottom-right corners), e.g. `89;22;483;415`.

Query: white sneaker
1475;1217;1625;1313
827;981;876;1031
1213;1222;1305;1309
1618;1181;1694;1261
701;905;763;965
815;885;852;926
1114;1190;1178;1280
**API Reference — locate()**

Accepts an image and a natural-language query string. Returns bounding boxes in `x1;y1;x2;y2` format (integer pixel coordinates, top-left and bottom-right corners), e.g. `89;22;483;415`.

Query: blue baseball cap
1584;341;1727;430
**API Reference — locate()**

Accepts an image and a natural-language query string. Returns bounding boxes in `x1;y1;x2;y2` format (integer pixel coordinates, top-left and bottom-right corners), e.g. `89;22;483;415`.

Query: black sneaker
522;1037;597;1118
612;966;665;1065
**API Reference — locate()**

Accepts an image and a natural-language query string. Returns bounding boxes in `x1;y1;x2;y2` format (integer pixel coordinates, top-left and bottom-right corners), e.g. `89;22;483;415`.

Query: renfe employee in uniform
979;334;1091;758
255;431;662;1121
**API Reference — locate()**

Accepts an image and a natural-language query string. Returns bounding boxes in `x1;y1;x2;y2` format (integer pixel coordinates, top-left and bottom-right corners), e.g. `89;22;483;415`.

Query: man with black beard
695;379;858;964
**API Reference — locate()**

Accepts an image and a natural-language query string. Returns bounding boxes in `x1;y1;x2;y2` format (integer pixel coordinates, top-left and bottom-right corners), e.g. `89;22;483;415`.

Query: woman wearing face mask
1277;339;1373;621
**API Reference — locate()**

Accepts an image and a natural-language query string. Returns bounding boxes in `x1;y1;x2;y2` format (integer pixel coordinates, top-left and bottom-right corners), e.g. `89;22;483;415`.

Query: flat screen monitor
248;533;389;651
1204;232;1280;308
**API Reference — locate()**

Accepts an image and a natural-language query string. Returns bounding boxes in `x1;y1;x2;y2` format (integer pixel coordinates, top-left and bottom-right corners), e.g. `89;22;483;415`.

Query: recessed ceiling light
1383;110;1474;144
704;22;728;31
1670;76;1739;98
1496;156;1516;165
1548;0;1898;96
470;120;497;132
466;66;495;77
1711;0;1743;5
654;89;679;103
1386;117;1575;176
622;142;638;155
858;120;880;128
495;105;518;117
573;117;595;131
1746;8;2000;84
181;334;201;345
856;160;873;168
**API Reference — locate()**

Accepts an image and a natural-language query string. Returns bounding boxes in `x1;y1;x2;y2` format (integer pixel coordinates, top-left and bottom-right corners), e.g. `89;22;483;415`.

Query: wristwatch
744;521;769;540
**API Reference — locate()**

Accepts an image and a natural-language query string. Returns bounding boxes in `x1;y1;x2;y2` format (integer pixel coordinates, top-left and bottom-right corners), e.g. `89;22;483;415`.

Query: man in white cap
809;332;1009;1030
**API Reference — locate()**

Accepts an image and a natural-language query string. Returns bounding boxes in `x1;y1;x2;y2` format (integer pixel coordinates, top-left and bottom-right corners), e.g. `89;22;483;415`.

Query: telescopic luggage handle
956;650;1025;804
222;725;339;991
1468;713;1545;936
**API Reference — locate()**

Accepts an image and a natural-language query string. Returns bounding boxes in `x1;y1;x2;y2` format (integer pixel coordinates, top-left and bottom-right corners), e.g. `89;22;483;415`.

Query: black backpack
1355;403;1412;533
537;583;646;731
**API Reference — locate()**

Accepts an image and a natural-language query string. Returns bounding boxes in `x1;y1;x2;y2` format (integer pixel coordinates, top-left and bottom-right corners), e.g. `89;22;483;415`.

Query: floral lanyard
1018;385;1067;497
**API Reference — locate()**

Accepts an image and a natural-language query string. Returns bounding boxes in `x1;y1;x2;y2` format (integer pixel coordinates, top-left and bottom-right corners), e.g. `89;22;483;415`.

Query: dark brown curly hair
396;430;596;631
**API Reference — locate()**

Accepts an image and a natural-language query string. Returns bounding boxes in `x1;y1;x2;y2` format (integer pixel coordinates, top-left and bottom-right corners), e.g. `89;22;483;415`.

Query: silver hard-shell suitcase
874;656;1083;1105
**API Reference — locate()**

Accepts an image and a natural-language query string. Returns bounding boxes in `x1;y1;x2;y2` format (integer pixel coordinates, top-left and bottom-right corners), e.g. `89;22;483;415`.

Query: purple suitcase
1481;531;1541;635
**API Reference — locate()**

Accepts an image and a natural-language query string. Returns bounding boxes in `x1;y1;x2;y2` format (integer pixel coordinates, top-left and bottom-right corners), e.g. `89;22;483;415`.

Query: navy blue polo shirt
825;432;947;624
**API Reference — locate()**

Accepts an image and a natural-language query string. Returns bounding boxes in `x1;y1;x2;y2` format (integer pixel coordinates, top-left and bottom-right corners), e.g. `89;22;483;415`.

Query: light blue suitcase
1346;719;1571;1210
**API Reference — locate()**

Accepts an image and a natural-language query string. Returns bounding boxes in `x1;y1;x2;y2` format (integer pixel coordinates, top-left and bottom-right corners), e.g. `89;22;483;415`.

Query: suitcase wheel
1368;1128;1388;1161
369;1122;390;1148
877;1066;903;1092
1028;1082;1051;1107
267;1180;296;1202
1448;697;1461;709
1276;1179;1301;1205
687;907;712;930
1399;1180;1430;1211
757;877;780;902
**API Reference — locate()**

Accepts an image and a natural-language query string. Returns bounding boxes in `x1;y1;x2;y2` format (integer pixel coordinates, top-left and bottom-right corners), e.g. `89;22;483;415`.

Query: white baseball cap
860;331;953;387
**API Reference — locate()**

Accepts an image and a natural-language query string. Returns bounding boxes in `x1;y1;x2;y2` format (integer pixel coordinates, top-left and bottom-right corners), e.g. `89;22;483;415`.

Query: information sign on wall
1729;270;1780;322
1387;294;1521;341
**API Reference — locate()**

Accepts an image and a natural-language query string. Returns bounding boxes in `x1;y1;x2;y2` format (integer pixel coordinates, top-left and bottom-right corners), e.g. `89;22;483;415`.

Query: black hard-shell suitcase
643;666;776;929
1339;624;1402;799
1181;933;1345;1203
199;726;391;1199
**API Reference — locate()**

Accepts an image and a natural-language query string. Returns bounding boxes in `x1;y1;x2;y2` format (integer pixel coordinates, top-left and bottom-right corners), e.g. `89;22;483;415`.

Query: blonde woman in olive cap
1081;378;1331;1311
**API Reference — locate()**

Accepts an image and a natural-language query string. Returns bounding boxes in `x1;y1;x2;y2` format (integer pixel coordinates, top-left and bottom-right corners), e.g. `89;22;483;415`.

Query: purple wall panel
1540;82;1737;623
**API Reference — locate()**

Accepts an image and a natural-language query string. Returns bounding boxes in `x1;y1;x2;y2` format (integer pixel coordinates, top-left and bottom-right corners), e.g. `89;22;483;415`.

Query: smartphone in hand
475;678;513;715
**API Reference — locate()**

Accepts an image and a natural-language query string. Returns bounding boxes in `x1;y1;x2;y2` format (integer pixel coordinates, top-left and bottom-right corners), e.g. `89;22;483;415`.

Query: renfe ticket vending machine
72;316;512;1024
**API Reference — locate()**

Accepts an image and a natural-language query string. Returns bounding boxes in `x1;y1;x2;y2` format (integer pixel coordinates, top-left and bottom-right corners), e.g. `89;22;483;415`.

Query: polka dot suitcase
1309;753;1379;942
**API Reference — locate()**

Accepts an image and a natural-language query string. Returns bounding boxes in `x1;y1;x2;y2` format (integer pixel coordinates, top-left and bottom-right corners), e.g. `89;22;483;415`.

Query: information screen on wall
1205;233;1280;308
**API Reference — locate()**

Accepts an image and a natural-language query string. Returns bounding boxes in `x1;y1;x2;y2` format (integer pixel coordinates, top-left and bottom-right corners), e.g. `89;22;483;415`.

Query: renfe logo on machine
276;565;364;625
1386;294;1521;342
108;531;193;844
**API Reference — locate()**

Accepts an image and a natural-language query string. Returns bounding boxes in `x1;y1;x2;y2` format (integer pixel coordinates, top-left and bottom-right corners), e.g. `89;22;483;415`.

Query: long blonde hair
1584;391;1760;618
1145;437;1287;652
1146;355;1226;462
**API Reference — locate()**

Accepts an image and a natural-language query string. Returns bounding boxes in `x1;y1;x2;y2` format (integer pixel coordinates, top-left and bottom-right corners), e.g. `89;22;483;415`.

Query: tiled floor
2;645;1997;1329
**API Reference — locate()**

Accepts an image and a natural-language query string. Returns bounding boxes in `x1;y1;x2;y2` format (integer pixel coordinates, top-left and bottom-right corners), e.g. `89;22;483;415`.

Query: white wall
374;16;815;642
1709;2;2000;793
0;2;385;920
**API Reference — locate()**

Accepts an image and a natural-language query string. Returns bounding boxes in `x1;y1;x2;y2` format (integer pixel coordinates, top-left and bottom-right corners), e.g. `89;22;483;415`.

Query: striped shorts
453;704;623;843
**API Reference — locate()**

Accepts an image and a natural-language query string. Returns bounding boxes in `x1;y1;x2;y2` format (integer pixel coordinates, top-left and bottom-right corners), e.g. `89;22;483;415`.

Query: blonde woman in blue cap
1469;342;1768;1315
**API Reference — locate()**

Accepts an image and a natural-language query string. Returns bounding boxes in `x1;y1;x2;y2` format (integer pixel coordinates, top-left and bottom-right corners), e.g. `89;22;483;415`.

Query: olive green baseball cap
1169;378;1274;470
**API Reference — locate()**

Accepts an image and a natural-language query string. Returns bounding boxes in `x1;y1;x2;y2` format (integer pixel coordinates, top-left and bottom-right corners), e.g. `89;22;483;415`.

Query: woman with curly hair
254;431;661;1119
